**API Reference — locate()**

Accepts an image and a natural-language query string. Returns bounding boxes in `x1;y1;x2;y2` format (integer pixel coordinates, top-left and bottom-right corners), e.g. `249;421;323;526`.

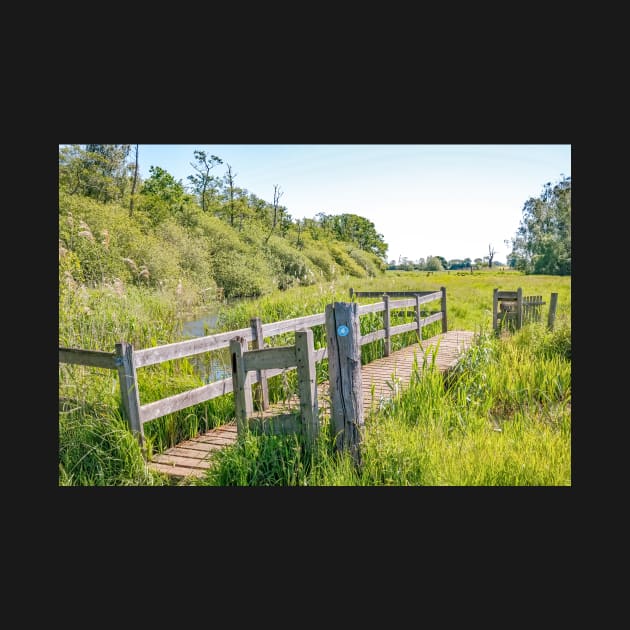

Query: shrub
264;236;317;289
327;242;366;277
211;250;275;298
301;239;337;280
347;247;385;276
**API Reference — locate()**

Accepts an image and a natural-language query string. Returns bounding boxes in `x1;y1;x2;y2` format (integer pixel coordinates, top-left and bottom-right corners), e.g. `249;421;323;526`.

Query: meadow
58;269;571;486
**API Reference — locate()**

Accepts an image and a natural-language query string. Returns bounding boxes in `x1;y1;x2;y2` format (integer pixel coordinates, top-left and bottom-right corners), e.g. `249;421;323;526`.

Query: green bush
156;219;217;293
211;250;275;298
301;240;337;280
327;242;366;277
347;247;385;276
264;236;317;289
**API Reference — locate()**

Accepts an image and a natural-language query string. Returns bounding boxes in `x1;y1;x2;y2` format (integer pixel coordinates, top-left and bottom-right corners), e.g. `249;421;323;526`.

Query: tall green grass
60;269;570;486
198;318;570;486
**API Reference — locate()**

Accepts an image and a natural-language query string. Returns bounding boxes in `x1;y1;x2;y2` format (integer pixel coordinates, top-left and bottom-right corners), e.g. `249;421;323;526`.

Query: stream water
180;310;231;382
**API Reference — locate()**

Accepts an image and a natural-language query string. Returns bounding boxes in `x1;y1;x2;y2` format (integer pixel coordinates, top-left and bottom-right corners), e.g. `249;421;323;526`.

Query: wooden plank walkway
147;330;475;482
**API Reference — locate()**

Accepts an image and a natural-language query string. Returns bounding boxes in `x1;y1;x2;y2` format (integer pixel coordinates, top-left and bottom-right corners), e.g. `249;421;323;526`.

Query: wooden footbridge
59;285;556;483
148;328;475;480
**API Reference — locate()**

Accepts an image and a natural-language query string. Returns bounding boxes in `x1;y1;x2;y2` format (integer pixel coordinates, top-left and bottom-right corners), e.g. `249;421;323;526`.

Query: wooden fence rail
59;290;447;453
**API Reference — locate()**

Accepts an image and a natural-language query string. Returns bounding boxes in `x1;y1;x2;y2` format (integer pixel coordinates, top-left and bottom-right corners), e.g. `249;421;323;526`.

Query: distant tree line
387;254;506;272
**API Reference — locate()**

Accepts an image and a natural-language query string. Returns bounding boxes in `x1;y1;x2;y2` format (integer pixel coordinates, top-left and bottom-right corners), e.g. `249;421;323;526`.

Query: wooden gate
493;288;558;332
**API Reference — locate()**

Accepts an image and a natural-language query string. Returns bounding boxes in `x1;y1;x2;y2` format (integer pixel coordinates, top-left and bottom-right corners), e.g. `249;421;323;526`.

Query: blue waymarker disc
337;325;349;337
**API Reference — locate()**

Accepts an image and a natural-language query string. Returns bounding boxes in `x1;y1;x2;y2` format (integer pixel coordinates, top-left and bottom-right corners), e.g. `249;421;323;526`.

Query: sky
136;144;571;264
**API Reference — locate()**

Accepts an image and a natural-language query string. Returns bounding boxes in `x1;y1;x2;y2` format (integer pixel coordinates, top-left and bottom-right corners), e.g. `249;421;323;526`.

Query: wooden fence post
548;293;558;330
349;287;354;301
517;287;523;330
324;301;363;465
250;317;269;410
230;336;253;436
115;342;144;450
415;294;422;338
492;288;498;332
441;286;448;333
383;294;391;357
295;328;318;448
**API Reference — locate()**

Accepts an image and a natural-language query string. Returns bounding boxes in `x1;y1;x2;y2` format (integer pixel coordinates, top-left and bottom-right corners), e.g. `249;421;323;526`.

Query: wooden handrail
60;289;446;439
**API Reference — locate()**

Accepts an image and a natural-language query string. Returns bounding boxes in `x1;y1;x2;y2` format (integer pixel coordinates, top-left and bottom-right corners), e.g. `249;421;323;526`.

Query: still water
181;310;230;382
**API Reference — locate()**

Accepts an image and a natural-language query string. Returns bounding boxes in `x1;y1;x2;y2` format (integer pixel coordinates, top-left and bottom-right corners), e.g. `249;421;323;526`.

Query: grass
59;268;571;486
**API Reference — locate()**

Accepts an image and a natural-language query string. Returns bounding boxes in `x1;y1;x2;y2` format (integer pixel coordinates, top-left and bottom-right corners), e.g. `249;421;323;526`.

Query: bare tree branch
264;185;283;244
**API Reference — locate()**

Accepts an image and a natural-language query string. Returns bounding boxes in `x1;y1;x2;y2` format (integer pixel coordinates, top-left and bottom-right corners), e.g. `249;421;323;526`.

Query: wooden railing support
516;287;523;330
441;286;448;333
115;342;144;450
250;317;269;410
324;301;363;465
230;336;253;436
548;293;558;330
295;329;318;447
415;294;422;338
383;294;391;357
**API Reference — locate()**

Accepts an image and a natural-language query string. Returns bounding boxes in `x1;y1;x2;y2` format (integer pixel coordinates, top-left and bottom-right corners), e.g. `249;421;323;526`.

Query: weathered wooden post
295;328;318;447
441;286;448;333
383;294;391;357
324;301;363;465
415;294;422;338
492;288;498;332
115;342;144;450
547;292;558;331
250;317;269;411
230;336;253;436
349;287;354;301
516;287;523;330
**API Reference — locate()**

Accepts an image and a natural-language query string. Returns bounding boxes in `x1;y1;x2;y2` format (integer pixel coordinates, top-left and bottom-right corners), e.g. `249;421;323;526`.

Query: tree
139;166;188;224
129;144;139;217
59;144;131;203
295;218;304;249
187;150;223;212
487;244;496;268
315;212;388;259
248;192;271;226
509;176;571;275
264;185;283;244
222;164;249;229
426;256;443;271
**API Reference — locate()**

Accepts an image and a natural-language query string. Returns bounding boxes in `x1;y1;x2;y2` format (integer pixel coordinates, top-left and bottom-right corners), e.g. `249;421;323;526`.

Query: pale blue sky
137;144;571;264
